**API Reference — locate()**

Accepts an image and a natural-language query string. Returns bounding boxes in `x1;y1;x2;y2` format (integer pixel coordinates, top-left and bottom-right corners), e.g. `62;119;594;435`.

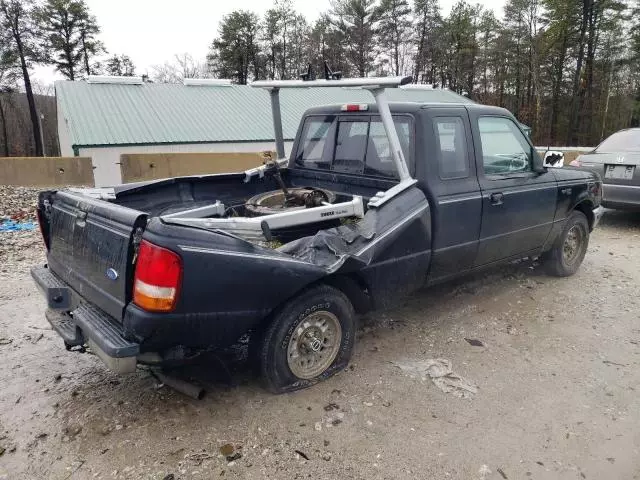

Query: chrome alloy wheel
287;311;342;379
562;225;584;265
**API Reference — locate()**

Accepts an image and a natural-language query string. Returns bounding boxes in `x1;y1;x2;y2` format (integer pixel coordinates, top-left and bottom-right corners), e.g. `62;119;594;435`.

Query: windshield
595;129;640;153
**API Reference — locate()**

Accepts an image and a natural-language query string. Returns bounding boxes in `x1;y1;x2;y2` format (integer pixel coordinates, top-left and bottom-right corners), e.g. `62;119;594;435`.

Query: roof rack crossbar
251;76;412;89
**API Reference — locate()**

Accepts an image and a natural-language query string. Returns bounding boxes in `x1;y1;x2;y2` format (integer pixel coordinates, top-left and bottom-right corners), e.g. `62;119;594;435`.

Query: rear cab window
295;114;414;179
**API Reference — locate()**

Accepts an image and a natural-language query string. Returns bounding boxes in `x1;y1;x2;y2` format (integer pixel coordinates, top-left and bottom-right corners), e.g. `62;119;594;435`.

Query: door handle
490;192;504;205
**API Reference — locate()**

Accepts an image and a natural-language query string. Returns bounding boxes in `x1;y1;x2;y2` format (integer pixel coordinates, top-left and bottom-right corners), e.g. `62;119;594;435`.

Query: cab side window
478;116;532;175
433;117;469;179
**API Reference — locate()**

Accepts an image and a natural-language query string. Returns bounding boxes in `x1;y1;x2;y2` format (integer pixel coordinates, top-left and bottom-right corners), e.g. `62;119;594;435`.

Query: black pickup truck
32;76;603;393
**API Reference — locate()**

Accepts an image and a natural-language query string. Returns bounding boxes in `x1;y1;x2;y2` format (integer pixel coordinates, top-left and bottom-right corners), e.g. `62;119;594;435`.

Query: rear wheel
257;285;355;393
543;210;590;277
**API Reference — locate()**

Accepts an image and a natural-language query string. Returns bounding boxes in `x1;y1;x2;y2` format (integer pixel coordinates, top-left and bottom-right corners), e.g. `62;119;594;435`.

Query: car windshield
595;129;640;153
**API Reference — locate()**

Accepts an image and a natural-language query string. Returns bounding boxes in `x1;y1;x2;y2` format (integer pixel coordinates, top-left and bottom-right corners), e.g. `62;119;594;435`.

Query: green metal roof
55;80;474;148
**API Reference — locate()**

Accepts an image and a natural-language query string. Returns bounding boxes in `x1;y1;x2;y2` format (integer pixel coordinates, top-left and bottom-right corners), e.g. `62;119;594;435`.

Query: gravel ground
0;185;45;278
0;189;639;480
0;185;40;222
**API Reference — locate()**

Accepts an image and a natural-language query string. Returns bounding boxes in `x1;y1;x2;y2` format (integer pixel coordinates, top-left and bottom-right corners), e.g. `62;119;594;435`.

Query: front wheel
543;210;590;277
257;285;355;393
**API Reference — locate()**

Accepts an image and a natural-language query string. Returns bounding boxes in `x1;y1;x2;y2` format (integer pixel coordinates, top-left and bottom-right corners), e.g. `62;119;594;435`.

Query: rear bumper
592;206;605;229
31;265;267;368
32;266;139;373
602;184;640;210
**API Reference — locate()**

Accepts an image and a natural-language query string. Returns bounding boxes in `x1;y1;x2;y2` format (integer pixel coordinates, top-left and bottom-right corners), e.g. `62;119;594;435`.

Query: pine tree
376;0;412;76
330;0;379;76
413;0;442;83
104;54;136;76
37;0;103;80
208;11;261;84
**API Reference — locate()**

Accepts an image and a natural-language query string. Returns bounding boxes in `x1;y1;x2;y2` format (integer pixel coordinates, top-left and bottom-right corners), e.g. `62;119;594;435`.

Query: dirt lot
1;209;639;480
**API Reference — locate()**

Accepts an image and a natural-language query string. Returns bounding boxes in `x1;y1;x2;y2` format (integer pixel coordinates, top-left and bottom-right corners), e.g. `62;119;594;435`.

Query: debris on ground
219;444;235;456
392;358;478;398
497;467;508;479
294;449;309;460
25;333;43;344
323;402;339;411
63;424;83;438
602;359;626;367
0;220;37;232
478;465;492;478
226;452;242;462
184;451;215;465
464;338;485;347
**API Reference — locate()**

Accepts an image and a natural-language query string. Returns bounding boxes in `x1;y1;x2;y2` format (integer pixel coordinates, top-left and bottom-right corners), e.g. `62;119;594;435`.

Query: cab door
469;114;557;266
420;107;482;282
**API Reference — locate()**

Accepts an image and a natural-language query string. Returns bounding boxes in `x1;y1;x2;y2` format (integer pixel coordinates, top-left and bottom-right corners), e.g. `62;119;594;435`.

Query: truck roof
304;102;511;116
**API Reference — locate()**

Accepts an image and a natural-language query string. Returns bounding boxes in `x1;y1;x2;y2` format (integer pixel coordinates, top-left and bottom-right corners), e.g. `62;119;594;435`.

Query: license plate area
605;164;635;180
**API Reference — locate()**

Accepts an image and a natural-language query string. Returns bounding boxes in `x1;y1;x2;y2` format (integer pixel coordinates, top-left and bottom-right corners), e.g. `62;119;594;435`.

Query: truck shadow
599;209;640;230
164;258;545;395
57;259;543;414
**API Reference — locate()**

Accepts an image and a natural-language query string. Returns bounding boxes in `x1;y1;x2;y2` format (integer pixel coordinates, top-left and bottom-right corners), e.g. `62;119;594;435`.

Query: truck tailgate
47;191;147;321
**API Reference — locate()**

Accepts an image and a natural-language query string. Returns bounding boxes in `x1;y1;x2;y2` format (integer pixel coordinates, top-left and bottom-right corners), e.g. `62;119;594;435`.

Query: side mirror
543;150;565;168
532;147;545;173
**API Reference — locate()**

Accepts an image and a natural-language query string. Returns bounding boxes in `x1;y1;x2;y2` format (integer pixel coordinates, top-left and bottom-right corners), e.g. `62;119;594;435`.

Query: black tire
543;210;590;277
257;284;356;394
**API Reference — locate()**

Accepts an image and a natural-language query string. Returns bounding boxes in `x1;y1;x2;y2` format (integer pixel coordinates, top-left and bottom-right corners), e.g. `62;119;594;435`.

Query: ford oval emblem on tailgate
106;268;119;281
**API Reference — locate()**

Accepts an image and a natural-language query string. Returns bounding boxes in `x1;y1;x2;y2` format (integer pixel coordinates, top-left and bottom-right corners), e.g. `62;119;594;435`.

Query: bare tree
152;53;210;83
0;27;18;156
0;0;43;156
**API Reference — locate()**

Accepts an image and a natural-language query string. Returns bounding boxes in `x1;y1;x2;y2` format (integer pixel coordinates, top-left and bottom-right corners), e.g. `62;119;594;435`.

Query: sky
32;0;507;85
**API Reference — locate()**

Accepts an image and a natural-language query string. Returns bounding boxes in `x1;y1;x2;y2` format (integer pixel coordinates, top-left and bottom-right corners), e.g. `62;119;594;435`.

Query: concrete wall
0;157;94;186
82;141;294;186
120;152;269;183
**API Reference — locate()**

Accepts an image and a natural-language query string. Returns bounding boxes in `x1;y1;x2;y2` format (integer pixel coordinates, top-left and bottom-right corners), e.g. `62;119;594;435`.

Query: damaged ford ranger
32;76;604;393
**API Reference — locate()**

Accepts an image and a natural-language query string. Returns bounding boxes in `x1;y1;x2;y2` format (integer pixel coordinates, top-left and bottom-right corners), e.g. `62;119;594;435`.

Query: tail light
36;208;50;251
341;104;368;111
589;181;602;203
569;156;582;167
133;240;182;312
